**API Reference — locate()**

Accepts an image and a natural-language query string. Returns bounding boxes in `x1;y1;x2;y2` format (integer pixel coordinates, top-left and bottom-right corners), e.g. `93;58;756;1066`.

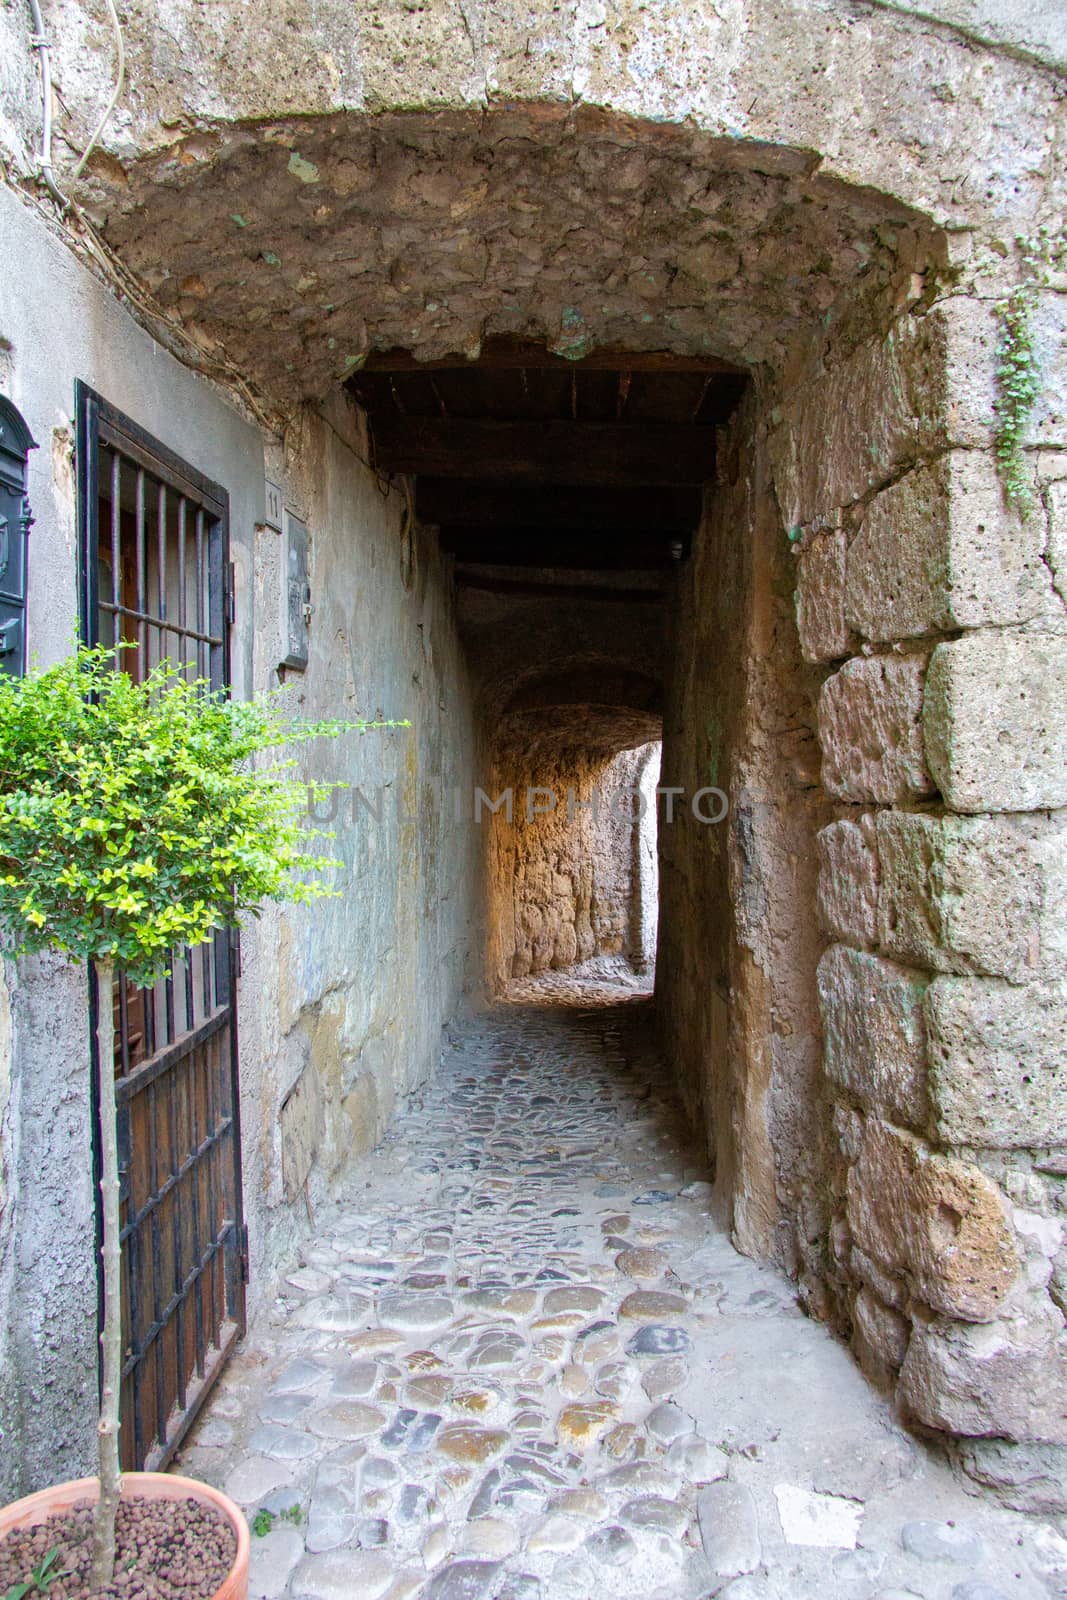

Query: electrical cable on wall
25;0;67;209
26;0;126;200
72;0;125;179
16;0;277;434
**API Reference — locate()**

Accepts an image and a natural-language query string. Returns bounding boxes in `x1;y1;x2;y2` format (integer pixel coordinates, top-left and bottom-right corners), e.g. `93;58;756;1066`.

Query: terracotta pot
0;1471;249;1600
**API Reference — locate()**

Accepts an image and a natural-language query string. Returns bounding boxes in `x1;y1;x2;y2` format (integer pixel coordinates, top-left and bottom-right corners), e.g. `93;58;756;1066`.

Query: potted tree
0;645;392;1598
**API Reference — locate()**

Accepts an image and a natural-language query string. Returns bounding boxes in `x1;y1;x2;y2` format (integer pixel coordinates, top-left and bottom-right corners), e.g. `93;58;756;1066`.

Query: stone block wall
787;296;1067;1498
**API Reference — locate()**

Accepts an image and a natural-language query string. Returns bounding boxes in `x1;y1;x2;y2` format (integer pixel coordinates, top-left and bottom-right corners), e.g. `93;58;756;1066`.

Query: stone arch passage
83;102;1067;1500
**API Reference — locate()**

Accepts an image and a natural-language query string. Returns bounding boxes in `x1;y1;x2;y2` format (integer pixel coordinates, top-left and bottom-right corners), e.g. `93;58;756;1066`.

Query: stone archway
74;92;1067;1498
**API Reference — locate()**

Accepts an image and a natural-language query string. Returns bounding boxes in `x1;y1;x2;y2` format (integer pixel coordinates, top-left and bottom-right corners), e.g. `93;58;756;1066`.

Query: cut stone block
876;812;1041;982
769;301;998;530
898;1301;1067;1444
925;976;1067;1147
817;947;929;1130
1027;292;1067;447
851;1245;908;1311
796;525;855;663
845;452;1053;644
820;654;934;803
1031;815;1067;981
845;1119;1019;1322
924;630;1067;813
816;817;878;947
1047;479;1067;603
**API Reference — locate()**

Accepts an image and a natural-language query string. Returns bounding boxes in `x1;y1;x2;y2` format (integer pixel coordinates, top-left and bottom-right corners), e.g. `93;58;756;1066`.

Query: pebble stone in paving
176;963;1066;1600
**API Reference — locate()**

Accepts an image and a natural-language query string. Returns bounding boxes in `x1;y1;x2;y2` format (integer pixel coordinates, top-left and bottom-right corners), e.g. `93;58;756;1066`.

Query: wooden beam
371;416;716;487
417;480;701;534
454;574;666;603
442;528;685;570
357;339;744;375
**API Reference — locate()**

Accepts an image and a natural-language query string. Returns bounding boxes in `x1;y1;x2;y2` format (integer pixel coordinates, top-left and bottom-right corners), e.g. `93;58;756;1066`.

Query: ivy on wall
994;226;1064;517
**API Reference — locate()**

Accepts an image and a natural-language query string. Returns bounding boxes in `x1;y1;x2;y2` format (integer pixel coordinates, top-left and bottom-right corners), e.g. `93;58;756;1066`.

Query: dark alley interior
347;343;748;990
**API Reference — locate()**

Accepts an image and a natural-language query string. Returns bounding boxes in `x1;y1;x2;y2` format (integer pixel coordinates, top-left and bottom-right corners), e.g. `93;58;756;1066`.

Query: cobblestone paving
179;972;1067;1600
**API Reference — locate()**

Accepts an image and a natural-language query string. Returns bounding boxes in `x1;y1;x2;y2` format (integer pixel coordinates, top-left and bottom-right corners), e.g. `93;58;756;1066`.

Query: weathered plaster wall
0;179;263;1501
0;183;483;1498
237;393;483;1279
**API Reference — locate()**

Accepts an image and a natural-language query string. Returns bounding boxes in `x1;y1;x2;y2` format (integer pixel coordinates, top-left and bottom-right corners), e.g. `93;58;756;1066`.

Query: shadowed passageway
178;975;1048;1600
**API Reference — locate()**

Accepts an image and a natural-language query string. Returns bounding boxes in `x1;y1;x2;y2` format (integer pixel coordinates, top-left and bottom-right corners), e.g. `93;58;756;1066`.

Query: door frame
75;381;247;1471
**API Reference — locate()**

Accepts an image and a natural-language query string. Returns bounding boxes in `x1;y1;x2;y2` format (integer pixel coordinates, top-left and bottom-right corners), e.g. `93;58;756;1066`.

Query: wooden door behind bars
77;385;247;1471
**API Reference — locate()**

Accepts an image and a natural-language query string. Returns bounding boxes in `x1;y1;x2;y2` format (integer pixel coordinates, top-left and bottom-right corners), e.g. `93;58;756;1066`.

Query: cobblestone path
180;974;1065;1600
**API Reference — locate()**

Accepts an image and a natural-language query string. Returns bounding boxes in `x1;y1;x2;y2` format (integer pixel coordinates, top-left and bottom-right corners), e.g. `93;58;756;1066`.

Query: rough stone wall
658;394;829;1262
75;109;939;412
454;569;665;994
486;741;659;990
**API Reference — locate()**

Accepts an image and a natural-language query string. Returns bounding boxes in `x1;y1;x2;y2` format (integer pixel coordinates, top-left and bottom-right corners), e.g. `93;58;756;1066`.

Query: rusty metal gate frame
76;382;247;1471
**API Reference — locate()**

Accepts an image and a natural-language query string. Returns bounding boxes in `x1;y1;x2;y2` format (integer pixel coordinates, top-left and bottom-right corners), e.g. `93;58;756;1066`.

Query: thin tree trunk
91;956;121;1588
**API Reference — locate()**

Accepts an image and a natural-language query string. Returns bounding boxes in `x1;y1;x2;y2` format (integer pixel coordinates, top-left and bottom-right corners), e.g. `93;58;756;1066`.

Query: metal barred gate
76;384;247;1471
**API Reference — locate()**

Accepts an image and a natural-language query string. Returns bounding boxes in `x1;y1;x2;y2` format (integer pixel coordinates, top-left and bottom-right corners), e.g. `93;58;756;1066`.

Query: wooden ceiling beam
416;480;701;533
443;529;684;570
356;340;744;375
371;416;716;487
454;574;667;603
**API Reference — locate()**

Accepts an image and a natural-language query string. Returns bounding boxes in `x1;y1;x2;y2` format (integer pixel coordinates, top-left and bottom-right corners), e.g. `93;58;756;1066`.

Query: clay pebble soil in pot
0;1496;236;1600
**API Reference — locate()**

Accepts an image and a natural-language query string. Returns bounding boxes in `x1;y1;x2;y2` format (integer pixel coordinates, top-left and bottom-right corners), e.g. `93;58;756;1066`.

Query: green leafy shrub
0;645;371;984
993;226;1064;518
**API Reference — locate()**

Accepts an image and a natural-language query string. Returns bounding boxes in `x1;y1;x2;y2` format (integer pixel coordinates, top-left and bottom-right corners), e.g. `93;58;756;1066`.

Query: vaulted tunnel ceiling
85;107;939;406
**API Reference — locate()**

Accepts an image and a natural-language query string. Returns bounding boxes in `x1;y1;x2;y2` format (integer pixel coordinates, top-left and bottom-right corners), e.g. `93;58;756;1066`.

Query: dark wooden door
77;385;247;1470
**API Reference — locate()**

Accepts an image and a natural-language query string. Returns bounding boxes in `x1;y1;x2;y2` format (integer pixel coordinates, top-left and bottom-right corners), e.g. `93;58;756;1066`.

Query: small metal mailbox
0;397;36;679
281;511;311;671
